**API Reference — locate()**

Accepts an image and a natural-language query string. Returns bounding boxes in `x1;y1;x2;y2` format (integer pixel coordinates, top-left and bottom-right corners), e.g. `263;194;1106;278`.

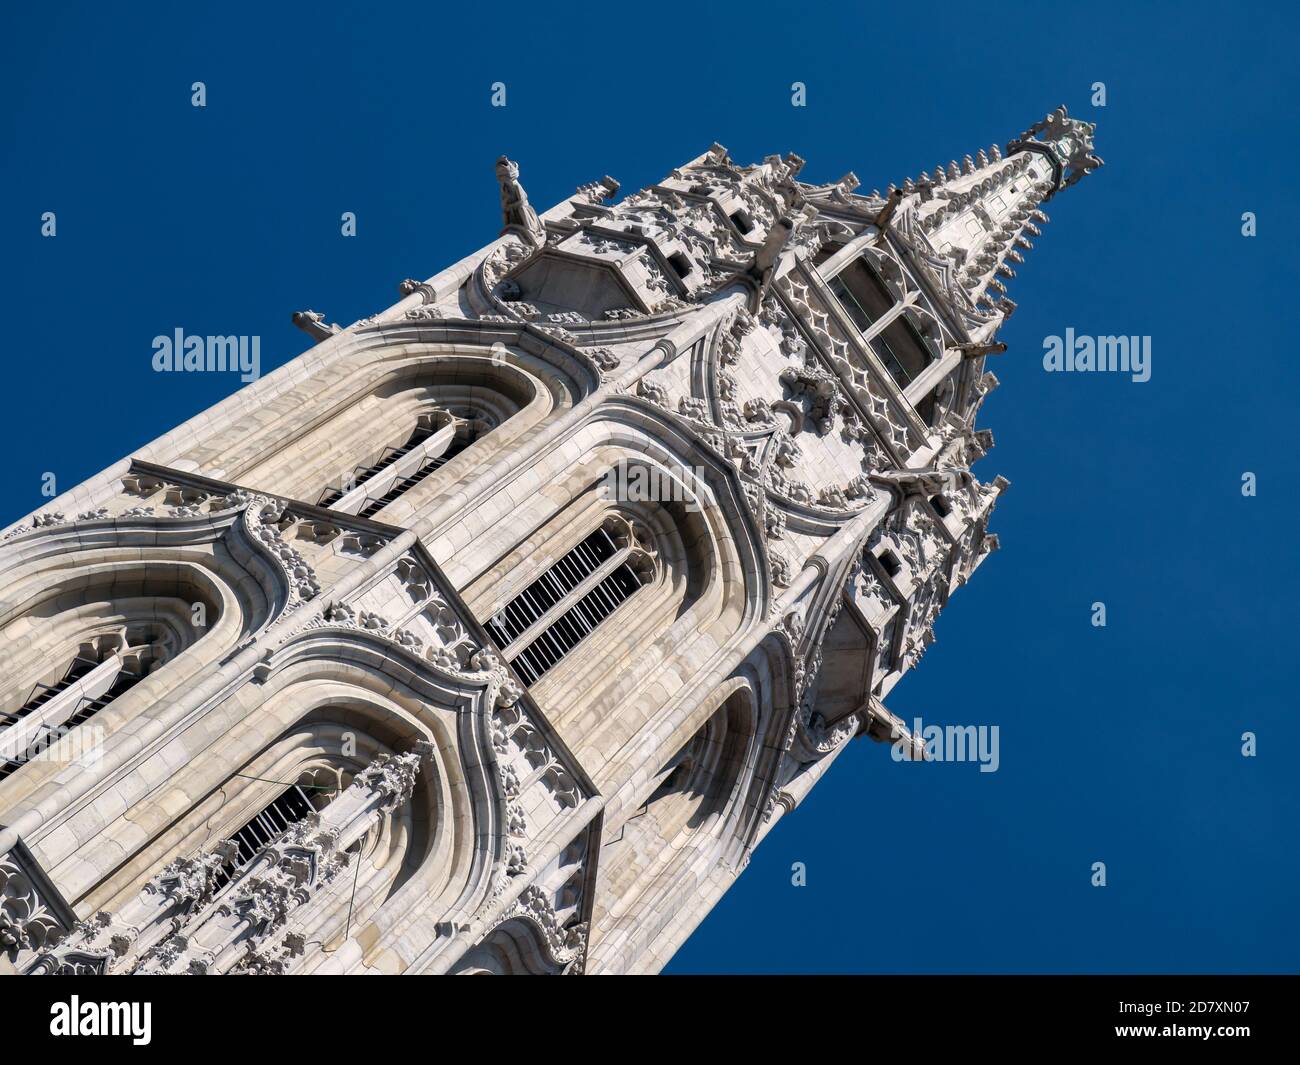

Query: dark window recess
930;495;952;518
0;655;97;731
319;422;471;510
813;242;845;267
508;563;642;687
485;528;619;648
667;252;692;278
827;273;879;334
876;549;902;578
210;784;317;891
355;436;471;518
0;658;146;782
826;259;932;388
728;208;753;235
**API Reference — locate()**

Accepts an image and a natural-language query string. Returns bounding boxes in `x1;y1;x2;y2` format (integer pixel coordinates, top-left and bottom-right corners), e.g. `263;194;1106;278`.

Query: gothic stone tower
0;108;1099;975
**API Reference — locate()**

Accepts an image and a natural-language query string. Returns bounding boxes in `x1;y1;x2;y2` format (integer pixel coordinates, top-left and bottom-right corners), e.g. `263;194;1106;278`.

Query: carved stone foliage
778;274;924;455
482;696;587;902
489;886;589;975
0;474;330;632
244;497;322;612
275;551;510;695
768;550;795;589
4;475;253;541
1;851;71;964
635;305;883;565
480;239;533;297
587;346;621;378
779;363;842;435
25;844;240;975
491;701;582;811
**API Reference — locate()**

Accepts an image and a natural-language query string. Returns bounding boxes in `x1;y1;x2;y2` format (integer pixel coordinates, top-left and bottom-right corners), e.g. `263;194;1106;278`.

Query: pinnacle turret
900;106;1101;311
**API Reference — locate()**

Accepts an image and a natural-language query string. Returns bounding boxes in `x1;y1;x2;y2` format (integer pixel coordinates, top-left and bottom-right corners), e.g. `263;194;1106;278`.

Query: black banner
2;974;1290;1053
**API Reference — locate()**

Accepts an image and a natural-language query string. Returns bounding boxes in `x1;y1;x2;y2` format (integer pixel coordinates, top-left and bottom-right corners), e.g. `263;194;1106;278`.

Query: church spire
906;105;1101;311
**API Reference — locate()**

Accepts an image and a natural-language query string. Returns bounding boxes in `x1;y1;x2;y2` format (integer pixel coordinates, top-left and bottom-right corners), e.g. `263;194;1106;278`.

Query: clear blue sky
2;2;1295;973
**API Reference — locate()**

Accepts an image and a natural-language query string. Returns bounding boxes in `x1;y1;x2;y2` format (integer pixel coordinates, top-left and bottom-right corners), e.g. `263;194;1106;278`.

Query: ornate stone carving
41;746;432;976
498;886;589;974
291;309;341;340
768;550;795;588
1;852;70;963
244;497;321;611
496;156;547;247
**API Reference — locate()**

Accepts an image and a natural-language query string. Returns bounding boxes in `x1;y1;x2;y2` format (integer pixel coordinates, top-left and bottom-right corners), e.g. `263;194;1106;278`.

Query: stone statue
495;156;546;247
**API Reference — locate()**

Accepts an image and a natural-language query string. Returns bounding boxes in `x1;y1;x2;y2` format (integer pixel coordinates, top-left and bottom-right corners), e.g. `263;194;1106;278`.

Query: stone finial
354;744;431;814
1007;105;1104;196
575;176;620;204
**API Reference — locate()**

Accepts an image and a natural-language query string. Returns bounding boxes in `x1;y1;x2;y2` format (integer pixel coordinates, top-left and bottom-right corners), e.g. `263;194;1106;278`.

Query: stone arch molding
23;742;433;976
223;347;558;505
18;636;592;975
241;557;596;937
0;487;326;644
456;431;760;741
448;893;588;975
0;499;299;796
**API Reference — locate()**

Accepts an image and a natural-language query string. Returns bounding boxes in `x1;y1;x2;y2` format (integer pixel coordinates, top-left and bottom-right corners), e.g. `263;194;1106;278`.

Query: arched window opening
231;356;541;506
316;406;491;516
0;630;162;782
208;769;342;891
27;744;428;975
827;257;932;388
485;516;655;687
645;726;709;808
813;241;847;267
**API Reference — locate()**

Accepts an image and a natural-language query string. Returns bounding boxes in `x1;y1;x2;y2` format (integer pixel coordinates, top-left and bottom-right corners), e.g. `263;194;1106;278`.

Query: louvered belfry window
486;519;653;688
0;645;152;782
316;408;484;516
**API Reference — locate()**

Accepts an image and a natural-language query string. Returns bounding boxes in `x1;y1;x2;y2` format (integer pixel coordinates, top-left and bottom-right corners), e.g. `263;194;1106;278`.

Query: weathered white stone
0;116;1097;975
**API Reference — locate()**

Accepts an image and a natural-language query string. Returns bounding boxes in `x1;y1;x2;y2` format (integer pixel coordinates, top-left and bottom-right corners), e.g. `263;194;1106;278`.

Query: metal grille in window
0;656;146;782
486;526;644;688
355;436;471;517
210;784;316;890
509;564;641;687
317;423;473;512
485;529;618;648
